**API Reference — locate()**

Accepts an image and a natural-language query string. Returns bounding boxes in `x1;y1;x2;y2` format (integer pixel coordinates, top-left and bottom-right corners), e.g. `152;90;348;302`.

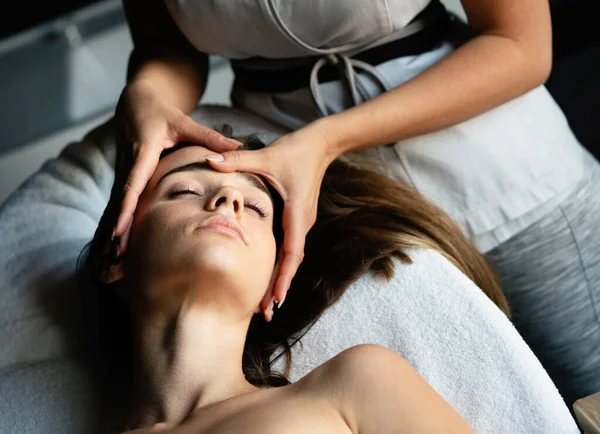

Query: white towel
276;249;579;433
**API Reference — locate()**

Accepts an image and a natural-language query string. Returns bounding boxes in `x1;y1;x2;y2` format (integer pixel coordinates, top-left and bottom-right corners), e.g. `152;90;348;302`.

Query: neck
129;297;256;427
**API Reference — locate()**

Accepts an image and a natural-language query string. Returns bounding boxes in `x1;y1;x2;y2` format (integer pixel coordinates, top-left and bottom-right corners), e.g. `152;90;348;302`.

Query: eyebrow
156;161;271;197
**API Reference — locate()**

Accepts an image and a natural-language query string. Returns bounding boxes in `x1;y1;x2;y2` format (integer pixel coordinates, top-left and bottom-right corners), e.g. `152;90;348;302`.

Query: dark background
545;0;599;159
0;1;100;40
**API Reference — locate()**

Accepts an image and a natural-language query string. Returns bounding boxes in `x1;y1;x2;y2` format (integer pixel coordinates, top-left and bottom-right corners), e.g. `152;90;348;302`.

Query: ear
96;236;126;284
100;260;125;284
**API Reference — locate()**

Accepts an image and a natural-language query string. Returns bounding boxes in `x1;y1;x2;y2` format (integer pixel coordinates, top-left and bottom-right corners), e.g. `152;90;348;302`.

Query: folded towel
276;249;579;433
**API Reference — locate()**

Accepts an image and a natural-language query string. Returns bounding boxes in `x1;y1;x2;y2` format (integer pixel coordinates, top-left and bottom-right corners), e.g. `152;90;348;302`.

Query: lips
198;215;247;244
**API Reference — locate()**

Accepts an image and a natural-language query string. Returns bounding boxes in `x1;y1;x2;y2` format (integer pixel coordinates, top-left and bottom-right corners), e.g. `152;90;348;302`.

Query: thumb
205;149;270;175
176;115;241;152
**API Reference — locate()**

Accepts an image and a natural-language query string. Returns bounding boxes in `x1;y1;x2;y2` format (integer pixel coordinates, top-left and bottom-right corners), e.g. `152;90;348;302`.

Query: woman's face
121;145;277;314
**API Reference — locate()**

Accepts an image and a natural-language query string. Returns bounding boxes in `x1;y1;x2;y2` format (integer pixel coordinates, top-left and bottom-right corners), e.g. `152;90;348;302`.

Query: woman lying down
80;127;510;433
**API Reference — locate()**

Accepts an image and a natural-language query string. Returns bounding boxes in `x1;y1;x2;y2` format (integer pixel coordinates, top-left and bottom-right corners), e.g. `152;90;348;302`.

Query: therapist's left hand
206;127;338;315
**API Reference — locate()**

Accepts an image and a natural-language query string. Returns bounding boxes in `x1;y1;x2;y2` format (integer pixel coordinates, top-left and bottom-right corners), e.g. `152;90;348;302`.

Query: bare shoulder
328;343;406;375
303;344;408;386
294;344;413;411
297;345;473;433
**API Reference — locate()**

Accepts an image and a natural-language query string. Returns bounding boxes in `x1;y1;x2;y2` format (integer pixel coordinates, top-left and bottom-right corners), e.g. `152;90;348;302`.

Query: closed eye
168;188;203;198
169;188;268;218
244;200;269;218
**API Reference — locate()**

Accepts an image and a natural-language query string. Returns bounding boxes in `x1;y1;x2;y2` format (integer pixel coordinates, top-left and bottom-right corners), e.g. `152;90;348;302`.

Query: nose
206;186;244;218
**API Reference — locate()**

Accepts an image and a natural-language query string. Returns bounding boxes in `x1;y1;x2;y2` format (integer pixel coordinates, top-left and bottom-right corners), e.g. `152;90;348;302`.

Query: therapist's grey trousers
485;152;600;409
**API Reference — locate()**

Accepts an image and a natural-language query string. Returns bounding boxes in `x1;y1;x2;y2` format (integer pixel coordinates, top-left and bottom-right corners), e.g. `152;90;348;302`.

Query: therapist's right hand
112;80;241;251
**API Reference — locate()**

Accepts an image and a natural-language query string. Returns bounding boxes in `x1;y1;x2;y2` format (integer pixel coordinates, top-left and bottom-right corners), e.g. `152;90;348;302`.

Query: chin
192;244;241;276
190;245;272;294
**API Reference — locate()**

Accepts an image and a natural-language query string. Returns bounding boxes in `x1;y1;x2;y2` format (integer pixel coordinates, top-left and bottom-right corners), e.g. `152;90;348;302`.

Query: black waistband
231;0;452;94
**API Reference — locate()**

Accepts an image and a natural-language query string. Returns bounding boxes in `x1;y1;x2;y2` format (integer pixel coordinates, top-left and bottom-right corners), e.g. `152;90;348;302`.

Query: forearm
127;51;208;115
122;0;209;114
315;32;552;157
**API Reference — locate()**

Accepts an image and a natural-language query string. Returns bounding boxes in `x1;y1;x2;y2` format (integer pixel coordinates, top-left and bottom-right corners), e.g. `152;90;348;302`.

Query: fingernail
119;224;131;256
110;228;116;242
116;212;131;235
205;154;224;162
113;239;120;262
277;294;286;309
221;138;241;147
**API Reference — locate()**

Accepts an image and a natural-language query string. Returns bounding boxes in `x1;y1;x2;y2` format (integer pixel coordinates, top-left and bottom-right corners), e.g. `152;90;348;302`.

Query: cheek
126;207;197;281
248;227;278;286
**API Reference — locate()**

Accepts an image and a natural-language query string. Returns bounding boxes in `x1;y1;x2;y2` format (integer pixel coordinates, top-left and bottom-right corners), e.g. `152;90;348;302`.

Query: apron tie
309;53;391;117
263;0;443;117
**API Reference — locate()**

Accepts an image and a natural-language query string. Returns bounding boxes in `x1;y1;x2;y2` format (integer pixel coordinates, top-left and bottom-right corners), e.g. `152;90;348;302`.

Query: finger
261;257;282;312
273;210;307;305
176;116;241;152
115;146;160;236
257;259;280;322
118;219;133;256
120;423;170;434
205;149;271;176
273;253;302;308
263;300;275;323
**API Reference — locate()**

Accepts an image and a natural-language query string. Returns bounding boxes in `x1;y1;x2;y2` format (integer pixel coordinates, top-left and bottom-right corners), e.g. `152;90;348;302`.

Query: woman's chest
180;389;352;434
165;0;429;58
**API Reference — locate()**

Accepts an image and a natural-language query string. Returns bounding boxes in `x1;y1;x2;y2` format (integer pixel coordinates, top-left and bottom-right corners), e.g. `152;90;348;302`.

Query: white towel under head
274;248;578;433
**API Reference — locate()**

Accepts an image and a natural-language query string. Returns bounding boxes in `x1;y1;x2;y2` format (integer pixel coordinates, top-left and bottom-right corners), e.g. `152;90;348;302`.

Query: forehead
149;145;272;201
152;146;215;183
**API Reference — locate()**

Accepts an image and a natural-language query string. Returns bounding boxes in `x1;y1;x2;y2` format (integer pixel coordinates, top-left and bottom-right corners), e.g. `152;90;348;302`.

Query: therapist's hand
121;422;172;434
206;127;338;314
112;81;241;249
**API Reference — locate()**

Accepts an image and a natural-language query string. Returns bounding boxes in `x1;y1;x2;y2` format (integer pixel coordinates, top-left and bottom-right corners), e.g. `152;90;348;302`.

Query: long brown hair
79;127;508;407
243;150;509;387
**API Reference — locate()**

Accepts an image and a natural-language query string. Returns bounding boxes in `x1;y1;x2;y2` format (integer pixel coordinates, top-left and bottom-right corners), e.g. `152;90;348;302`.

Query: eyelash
244;200;269;218
168;188;203;199
169;189;269;218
